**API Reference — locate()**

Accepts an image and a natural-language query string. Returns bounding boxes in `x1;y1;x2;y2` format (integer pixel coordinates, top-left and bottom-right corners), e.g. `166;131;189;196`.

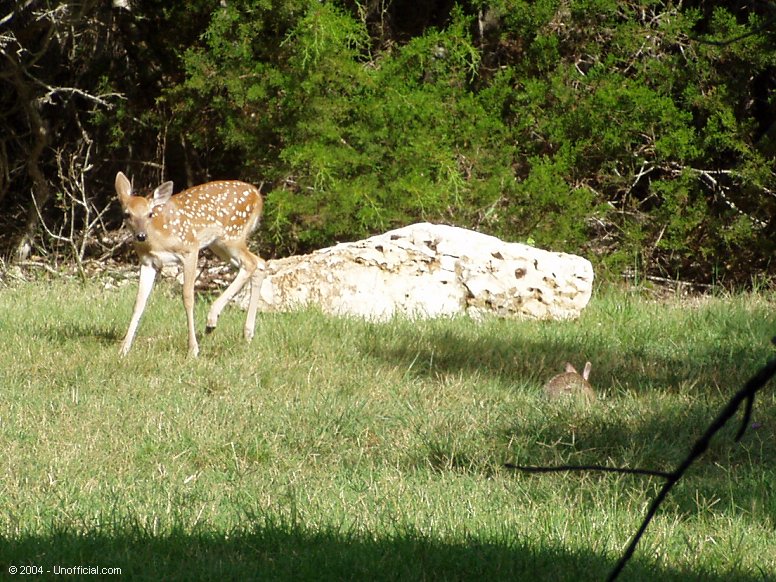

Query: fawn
115;171;265;357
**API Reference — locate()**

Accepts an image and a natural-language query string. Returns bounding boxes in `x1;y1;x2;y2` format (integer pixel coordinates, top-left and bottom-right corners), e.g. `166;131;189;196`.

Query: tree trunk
9;59;52;261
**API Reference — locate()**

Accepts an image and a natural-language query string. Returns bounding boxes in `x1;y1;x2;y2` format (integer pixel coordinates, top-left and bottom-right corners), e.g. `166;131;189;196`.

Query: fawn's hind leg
206;242;260;337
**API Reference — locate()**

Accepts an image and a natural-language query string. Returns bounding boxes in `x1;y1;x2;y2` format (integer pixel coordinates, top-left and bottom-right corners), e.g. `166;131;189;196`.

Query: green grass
0;274;774;580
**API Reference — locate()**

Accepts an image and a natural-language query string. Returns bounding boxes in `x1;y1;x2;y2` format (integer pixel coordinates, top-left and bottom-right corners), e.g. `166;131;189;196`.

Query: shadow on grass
370;324;776;526
367;314;775;397
376;329;685;395
2;523;763;582
41;322;122;345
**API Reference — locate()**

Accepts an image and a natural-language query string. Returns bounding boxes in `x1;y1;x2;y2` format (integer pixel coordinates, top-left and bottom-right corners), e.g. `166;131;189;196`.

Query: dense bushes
2;0;774;286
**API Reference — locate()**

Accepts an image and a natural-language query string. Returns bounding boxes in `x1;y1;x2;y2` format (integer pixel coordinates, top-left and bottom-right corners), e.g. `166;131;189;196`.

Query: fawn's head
115;171;173;243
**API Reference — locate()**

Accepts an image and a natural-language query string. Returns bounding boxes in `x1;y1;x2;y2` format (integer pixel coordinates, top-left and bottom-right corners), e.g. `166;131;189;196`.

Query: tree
1;0;774;286
1;1;113;262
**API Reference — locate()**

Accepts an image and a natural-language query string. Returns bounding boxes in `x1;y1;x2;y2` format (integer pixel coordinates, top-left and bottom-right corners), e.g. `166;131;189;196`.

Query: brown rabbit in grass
544;361;595;402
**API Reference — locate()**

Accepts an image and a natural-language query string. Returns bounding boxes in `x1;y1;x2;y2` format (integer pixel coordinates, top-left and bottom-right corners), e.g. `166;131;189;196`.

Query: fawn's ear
564;362;577;374
582;361;592;380
115;172;133;202
152;181;174;207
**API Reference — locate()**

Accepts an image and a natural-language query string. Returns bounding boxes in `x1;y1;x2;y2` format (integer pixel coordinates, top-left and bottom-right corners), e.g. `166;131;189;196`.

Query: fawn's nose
135;232;147;242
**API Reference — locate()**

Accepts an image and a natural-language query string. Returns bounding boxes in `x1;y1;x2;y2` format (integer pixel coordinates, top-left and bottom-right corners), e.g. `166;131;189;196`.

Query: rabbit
544;361;595;402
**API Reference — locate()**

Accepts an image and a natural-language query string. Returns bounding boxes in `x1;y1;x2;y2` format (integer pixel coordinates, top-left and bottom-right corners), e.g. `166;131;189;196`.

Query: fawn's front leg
181;252;200;358
120;263;157;356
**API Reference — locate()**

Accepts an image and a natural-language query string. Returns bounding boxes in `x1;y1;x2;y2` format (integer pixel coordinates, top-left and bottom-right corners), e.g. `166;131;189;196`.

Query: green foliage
258;5;511;250
11;0;771;285
164;0;775;284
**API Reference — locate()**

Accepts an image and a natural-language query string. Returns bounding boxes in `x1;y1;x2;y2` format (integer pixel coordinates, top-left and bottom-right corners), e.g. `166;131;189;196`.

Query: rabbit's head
565;361;592;381
544;361;595;402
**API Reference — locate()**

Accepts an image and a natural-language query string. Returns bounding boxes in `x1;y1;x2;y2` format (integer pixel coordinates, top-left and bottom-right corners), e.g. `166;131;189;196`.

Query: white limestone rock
248;222;594;321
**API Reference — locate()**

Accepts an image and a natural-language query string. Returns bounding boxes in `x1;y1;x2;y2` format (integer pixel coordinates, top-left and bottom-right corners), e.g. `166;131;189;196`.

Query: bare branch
0;1;36;28
38;85;123;109
665;163;771;228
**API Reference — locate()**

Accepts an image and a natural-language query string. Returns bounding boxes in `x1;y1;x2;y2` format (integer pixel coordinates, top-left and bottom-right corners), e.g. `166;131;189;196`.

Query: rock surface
246;222;594;321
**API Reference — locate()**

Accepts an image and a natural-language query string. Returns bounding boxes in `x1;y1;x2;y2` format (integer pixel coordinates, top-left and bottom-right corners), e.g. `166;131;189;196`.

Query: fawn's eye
148;212;154;218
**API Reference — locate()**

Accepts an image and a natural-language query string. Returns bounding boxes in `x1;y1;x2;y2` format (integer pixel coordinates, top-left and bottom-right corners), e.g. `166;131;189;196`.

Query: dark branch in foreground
503;464;671;479
505;337;776;581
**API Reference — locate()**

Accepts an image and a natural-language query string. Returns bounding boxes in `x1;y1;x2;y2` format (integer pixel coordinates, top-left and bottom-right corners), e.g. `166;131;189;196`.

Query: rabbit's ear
565;362;577;374
582;361;592;380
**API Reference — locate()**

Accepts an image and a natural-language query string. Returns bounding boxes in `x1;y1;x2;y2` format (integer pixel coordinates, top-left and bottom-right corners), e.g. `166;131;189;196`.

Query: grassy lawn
0;273;774;580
